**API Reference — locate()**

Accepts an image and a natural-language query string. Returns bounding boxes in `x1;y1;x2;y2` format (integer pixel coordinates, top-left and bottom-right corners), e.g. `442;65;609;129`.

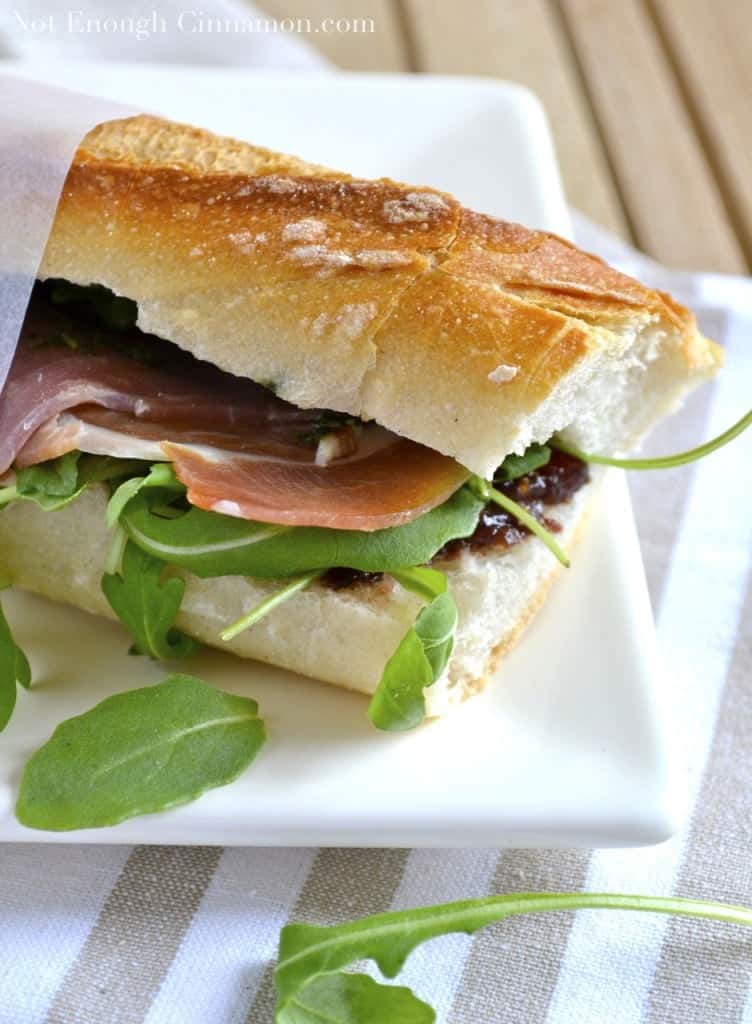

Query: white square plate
0;64;676;846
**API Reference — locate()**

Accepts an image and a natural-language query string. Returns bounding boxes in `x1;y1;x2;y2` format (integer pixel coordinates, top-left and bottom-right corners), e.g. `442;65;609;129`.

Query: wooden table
260;0;751;273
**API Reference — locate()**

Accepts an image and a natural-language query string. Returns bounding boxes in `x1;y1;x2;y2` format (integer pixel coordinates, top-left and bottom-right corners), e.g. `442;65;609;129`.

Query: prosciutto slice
0;345;321;476
161;437;469;531
1;342;469;530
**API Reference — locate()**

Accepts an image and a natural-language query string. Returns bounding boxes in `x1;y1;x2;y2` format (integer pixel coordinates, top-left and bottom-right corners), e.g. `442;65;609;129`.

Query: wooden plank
400;0;630;238
257;0;409;71
560;0;746;272
650;0;752;265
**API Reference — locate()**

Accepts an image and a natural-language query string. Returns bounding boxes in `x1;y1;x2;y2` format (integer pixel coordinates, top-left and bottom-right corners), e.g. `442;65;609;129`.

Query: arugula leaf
0;452;150;514
121;486;484;579
497;443;551;481
368;570;457;732
0;589;31;733
78;455;153;486
278;972;433;1024
4;452;85;511
389;565;448;602
15;674;266;830
101;542;199;659
553;407;752;469
274;892;752;1021
106;462;183;528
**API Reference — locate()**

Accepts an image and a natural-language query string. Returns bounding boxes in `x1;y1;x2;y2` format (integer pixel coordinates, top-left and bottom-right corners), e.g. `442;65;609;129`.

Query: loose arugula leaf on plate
102;541;198;659
278;972;434;1024
368;569;457;732
16;674;266;831
274;893;752;1022
0;588;31;732
121;486;484;579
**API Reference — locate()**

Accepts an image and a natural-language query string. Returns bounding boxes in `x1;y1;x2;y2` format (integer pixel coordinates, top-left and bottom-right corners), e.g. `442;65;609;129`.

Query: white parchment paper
0;74;138;391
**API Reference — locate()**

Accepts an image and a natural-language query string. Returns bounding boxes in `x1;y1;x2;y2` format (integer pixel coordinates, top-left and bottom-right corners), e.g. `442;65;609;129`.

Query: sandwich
0;115;722;730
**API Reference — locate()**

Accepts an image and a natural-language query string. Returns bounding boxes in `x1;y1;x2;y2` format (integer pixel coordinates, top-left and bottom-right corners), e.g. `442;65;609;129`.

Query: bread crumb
291;245;351;268
383;191;450;224
310;302;377;339
355;249;413;269
262;176;298;194
488;364;519;384
227;229;262;255
282;218;327;242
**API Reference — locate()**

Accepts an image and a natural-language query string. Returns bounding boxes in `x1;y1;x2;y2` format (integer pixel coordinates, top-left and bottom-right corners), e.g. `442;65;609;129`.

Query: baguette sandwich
0;115;721;729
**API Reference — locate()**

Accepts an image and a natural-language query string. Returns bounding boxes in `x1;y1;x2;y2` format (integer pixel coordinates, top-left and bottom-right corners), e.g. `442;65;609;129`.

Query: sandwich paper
0;74;139;392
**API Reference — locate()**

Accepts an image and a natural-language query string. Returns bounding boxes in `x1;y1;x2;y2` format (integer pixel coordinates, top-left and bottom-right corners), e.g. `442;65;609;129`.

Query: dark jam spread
322;567;386;590
321;449;589;590
439;448;590;558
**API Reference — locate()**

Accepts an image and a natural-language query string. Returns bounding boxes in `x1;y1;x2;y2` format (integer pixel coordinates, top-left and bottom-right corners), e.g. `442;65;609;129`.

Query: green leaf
106;462;183;528
553;408;752;469
14;451;84;510
0;590;31;732
497;443;551;481
389;566;447;602
0;484;18;509
77;455;153;486
16;674;266;831
274;893;752;1021
277;972;434;1024
368;575;457;732
121;486;484;579
0;452;144;514
101;542;199;659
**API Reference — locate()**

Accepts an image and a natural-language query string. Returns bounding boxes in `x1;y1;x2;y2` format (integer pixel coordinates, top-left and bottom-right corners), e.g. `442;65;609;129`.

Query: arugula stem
105;524;128;576
0;486;18;509
221;570;324;642
470;478;570;568
553;407;752;469
275;891;752;1015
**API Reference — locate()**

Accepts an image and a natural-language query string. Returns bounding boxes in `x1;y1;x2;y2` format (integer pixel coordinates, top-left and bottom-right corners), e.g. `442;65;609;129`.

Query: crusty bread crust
38;115;721;476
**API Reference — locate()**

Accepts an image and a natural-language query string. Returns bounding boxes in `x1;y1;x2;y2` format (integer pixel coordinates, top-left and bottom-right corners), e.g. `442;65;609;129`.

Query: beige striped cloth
0;221;750;1023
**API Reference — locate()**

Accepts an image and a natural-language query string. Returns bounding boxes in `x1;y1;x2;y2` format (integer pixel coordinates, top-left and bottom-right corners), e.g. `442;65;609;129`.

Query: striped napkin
1;214;750;1024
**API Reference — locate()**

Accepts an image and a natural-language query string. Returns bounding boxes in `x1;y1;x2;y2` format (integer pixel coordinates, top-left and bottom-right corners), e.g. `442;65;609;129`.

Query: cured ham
162;438;469;531
1;340;469;530
0;345;321;477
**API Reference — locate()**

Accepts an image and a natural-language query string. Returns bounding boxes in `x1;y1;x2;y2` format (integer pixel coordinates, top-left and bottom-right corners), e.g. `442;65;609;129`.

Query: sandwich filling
1;281;589;547
0;280;591;730
2;281;469;531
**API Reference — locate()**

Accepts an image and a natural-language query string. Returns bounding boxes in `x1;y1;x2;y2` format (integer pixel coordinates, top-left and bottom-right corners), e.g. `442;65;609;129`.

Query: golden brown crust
40;114;721;475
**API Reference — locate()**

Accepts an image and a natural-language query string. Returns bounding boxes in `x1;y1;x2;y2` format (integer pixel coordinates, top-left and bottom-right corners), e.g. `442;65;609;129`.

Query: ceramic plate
0;65;676;845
